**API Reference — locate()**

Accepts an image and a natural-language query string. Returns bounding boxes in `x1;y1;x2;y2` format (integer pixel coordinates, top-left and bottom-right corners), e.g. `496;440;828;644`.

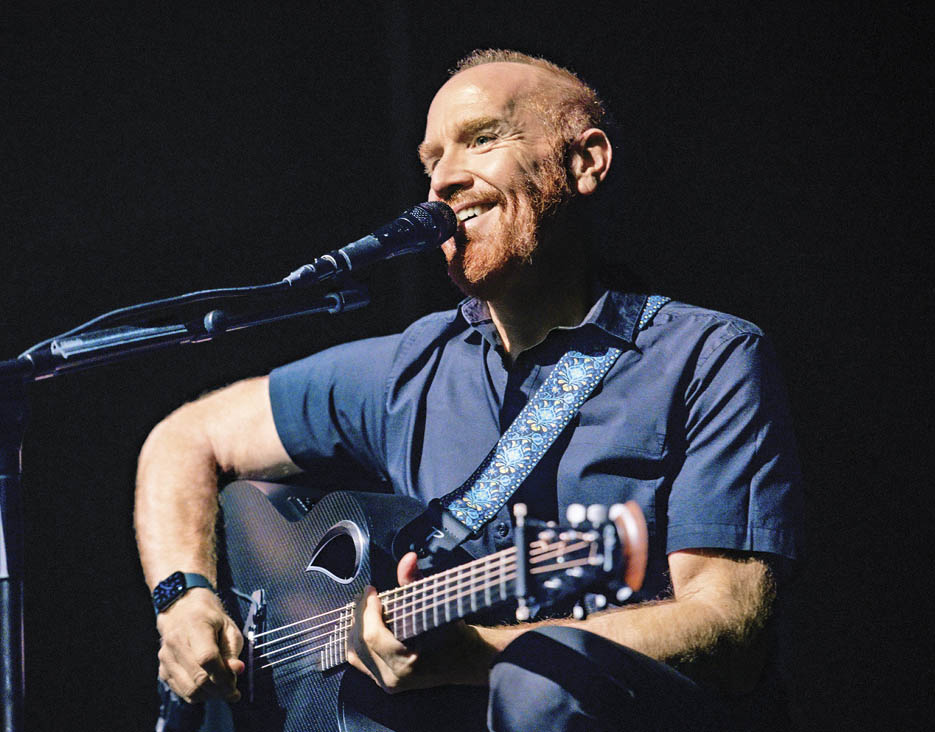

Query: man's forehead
423;63;551;137
432;62;549;110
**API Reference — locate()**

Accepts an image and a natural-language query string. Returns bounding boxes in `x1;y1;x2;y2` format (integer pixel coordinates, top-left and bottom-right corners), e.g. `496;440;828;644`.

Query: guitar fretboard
319;546;520;670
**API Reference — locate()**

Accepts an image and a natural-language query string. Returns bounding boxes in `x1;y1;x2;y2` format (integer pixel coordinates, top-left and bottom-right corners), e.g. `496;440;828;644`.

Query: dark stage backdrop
2;2;929;730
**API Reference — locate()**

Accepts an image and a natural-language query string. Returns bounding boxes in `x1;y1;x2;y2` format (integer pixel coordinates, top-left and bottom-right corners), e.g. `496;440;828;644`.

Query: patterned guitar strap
393;295;671;566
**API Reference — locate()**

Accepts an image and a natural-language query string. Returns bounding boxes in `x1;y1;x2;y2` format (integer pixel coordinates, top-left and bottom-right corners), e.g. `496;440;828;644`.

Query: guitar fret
390;591;401;636
499;553;507;600
444;574;452;623
421;580;428;634
385;592;394;638
485;555;492;607
404;587;412;638
433;575;439;629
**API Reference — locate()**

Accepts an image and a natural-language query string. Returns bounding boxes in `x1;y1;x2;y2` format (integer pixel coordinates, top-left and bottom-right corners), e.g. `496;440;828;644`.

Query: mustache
443;189;507;211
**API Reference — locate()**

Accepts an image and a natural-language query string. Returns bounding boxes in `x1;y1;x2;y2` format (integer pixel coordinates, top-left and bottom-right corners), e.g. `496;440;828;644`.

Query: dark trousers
179;627;745;731
487;626;733;732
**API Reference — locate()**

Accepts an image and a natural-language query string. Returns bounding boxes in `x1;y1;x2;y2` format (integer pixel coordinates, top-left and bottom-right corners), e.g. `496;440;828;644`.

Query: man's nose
428;152;473;202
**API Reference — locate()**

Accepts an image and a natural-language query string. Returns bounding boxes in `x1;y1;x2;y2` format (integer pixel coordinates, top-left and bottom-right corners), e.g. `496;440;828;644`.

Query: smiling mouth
456;202;495;223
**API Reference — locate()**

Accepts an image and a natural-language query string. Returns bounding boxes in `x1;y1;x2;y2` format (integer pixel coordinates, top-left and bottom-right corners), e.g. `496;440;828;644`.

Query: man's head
419;50;613;300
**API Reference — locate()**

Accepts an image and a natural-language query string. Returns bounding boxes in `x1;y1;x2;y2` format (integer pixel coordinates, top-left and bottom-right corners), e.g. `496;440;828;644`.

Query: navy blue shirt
269;291;803;601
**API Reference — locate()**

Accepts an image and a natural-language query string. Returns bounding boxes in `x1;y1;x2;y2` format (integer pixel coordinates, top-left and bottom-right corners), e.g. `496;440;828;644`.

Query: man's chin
446;257;521;302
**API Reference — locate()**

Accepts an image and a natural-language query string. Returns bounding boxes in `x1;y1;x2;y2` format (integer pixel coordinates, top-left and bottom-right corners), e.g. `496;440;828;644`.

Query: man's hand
156;588;245;703
345;552;495;693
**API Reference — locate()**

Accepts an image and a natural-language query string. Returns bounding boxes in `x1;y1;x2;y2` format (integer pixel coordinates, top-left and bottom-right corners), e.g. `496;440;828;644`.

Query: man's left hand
345;551;495;693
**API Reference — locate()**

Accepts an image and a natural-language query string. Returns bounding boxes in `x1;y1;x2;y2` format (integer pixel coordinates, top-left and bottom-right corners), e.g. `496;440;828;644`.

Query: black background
2;2;930;730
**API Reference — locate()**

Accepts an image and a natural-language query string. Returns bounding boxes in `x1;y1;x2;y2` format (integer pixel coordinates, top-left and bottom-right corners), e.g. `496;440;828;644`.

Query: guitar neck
321;546;520;670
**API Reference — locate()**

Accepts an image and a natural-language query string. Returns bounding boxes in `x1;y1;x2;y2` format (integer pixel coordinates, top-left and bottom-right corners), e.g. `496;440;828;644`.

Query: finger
219;621;245;700
361;587;406;654
351;588;413;693
188;620;236;682
170;620;236;702
397;551;422;586
347;587;383;683
159;637;212;703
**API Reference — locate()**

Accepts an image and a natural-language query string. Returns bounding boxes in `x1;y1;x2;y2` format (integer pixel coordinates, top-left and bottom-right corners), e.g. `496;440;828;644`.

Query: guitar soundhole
306;520;365;583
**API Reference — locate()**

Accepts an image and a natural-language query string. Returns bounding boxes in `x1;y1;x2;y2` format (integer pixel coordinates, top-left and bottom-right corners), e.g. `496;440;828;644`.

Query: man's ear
568;128;612;196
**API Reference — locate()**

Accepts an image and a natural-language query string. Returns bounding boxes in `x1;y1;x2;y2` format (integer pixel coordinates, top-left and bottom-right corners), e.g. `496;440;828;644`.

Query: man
136;50;803;731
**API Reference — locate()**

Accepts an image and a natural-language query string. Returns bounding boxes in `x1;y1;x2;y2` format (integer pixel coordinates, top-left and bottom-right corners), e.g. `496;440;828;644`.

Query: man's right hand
155;588;245;704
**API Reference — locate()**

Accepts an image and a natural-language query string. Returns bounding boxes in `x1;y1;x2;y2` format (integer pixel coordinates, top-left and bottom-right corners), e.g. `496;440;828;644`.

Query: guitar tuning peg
586;504;607;525
566;503;586;527
572;601;587;620
593;593;608;610
616;586;633;603
608;503;625;520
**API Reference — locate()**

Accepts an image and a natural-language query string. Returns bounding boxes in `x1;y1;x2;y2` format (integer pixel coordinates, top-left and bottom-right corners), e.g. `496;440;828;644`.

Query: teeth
456;204;492;222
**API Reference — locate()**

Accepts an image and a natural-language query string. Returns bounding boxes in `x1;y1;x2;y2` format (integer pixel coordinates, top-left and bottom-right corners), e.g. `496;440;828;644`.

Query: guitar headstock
512;501;648;621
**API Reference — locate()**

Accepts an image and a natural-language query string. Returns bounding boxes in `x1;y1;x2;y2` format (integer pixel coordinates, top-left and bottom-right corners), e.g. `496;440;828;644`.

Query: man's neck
486;259;592;364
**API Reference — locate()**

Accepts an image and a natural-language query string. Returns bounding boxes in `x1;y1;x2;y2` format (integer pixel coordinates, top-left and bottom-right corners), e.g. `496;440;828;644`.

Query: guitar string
252;546;523;649
252;537;566;650
377;540;588;627
313;550;597;670
261;572;523;668
255;538;585;662
257;553;523;659
360;540;589;632
261;571;524;669
256;537;592;668
262;544;597;670
254;560;515;658
250;543;527;642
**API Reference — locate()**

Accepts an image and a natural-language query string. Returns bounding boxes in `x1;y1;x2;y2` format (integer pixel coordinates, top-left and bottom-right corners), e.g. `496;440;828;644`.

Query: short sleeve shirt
269;291;804;601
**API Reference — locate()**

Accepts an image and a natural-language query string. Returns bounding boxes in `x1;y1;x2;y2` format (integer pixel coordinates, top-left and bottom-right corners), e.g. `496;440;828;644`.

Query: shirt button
495;521;510;538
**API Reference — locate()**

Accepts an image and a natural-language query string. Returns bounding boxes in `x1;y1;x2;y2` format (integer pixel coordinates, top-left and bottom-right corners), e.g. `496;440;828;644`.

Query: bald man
137;50;803;731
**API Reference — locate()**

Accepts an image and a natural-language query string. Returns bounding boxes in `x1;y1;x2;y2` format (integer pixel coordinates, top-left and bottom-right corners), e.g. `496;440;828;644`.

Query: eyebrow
417;115;507;167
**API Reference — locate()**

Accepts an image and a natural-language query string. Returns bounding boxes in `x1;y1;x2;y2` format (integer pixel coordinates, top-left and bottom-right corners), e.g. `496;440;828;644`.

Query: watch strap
152;571;216;614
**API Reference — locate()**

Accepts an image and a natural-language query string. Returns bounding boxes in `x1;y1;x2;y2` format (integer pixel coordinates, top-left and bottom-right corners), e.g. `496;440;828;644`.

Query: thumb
397;551;422;586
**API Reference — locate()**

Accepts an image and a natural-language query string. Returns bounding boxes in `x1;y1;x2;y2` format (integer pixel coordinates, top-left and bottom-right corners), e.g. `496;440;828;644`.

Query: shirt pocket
568;421;668;459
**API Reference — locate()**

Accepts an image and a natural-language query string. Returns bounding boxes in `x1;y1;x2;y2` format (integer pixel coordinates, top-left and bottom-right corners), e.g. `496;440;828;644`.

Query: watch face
153;571;187;612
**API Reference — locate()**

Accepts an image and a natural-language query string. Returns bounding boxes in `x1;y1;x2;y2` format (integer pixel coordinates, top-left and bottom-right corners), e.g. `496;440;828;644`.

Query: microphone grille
417;201;458;240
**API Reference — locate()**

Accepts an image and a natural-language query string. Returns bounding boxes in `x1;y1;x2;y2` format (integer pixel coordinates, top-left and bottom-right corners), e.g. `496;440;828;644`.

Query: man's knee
488;626;634;732
488;626;727;732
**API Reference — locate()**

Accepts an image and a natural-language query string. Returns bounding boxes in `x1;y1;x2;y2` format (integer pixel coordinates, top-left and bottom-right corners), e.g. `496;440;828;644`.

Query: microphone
283;201;457;287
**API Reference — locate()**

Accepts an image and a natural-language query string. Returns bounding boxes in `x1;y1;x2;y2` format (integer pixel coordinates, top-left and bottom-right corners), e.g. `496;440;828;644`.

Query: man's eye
474;134;495;146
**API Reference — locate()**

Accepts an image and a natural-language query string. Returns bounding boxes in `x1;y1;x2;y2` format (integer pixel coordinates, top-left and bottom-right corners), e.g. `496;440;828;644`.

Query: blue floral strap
441;339;622;533
440;294;671;535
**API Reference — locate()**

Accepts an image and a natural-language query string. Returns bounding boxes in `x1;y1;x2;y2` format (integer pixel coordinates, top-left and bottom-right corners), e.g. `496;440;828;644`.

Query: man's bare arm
134;375;298;702
348;547;778;695
474;548;777;693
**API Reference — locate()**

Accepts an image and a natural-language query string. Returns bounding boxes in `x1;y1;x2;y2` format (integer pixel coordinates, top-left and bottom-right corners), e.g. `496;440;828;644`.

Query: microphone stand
0;279;369;731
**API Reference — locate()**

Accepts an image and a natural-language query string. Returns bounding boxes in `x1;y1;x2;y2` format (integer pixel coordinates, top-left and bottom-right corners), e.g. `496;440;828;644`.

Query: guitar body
159;480;644;732
213;481;489;732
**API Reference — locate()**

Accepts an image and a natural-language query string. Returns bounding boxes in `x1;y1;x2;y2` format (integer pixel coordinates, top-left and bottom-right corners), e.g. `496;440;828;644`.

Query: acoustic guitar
156;480;647;732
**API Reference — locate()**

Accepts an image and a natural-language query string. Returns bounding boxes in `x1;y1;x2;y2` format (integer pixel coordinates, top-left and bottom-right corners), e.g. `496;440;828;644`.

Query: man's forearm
134;377;296;590
472;551;775;693
135;409;223;588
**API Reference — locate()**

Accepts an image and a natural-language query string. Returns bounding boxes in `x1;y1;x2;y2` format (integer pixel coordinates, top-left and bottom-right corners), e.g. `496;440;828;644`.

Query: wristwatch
152;571;216;614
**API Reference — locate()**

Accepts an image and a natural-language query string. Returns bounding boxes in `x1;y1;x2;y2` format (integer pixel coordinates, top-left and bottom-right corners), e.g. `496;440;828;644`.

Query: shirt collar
458;290;648;345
